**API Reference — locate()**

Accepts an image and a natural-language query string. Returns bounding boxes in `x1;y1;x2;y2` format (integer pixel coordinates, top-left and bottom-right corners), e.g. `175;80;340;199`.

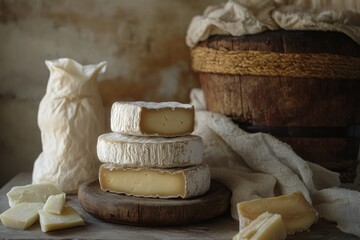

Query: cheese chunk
39;206;85;232
43;193;66;214
99;164;211;199
7;183;63;207
110;101;194;136
238;192;318;234
233;212;287;240
0;203;44;230
97;133;203;168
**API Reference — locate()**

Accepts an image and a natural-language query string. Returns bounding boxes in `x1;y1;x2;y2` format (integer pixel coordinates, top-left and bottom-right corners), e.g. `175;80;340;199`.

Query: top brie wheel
110;101;195;137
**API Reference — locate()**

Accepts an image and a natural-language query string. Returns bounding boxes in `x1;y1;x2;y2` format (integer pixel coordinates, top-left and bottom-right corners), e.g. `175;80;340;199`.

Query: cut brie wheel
110;101;194;137
99;164;211;199
97;132;203;168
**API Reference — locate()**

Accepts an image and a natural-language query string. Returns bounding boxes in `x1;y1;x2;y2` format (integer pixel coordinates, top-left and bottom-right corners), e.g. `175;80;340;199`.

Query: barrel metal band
191;47;360;79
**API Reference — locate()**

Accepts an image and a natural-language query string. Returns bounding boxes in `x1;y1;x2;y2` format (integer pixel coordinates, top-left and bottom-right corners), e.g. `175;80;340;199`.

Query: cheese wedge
43;193;66;215
237;192;318;234
97;133;203;168
0;203;44;230
110;101;195;137
39;205;85;232
99;164;211;199
233;212;287;240
7;183;63;207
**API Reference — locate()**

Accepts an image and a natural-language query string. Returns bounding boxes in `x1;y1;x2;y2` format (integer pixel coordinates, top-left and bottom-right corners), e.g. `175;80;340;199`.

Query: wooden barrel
191;30;360;182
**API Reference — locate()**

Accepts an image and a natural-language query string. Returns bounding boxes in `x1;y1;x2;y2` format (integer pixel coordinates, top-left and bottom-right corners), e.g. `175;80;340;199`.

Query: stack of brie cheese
97;101;211;199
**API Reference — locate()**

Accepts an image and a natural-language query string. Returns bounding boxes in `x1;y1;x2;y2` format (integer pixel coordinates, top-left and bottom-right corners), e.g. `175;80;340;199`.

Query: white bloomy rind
181;164;211;198
97;133;204;168
110;101;194;136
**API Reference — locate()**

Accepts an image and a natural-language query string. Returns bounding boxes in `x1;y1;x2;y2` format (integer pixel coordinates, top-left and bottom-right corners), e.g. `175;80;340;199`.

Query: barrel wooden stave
197;30;360;182
200;74;360;126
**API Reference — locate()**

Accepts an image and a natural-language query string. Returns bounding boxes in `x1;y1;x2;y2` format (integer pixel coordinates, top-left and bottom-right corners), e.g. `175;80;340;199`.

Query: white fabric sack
32;58;106;194
190;89;360;237
186;0;360;47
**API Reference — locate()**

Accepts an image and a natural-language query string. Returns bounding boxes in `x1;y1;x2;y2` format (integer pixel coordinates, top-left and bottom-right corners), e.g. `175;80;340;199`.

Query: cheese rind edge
97;133;203;168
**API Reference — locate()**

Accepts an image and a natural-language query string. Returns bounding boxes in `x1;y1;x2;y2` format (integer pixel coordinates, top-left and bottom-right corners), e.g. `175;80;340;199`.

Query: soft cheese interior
110;101;195;137
0;203;45;230
7;183;63;207
39;206;85;232
99;164;210;199
140;107;194;136
43;193;66;215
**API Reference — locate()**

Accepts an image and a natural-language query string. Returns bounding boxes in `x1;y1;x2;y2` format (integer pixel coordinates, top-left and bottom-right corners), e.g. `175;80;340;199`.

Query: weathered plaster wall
0;0;222;187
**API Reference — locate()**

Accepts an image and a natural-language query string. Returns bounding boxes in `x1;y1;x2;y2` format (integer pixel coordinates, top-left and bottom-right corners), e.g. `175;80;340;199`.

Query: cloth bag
32;58;106;194
190;89;360;237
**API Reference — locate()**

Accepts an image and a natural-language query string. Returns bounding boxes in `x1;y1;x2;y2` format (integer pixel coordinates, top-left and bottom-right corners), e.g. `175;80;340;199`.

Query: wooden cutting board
78;179;231;227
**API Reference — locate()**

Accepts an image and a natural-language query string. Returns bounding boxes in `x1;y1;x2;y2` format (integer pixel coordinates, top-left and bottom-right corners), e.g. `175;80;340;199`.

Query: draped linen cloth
190;89;360;237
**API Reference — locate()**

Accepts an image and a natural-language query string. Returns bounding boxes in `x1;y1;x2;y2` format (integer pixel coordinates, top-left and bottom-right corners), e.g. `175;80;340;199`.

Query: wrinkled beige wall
0;0;222;187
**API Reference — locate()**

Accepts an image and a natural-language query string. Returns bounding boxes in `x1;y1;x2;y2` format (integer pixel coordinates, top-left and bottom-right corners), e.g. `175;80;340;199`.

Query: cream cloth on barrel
190;88;360;237
186;0;360;48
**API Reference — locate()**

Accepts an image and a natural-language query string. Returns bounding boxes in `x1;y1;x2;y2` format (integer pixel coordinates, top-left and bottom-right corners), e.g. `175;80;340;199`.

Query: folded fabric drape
190;88;360;237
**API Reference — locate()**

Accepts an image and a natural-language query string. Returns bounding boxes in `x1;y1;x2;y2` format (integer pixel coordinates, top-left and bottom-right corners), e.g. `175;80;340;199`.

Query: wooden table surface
0;173;359;240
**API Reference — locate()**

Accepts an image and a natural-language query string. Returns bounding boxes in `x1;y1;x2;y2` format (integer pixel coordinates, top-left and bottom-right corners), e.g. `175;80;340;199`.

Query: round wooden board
78;179;231;227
